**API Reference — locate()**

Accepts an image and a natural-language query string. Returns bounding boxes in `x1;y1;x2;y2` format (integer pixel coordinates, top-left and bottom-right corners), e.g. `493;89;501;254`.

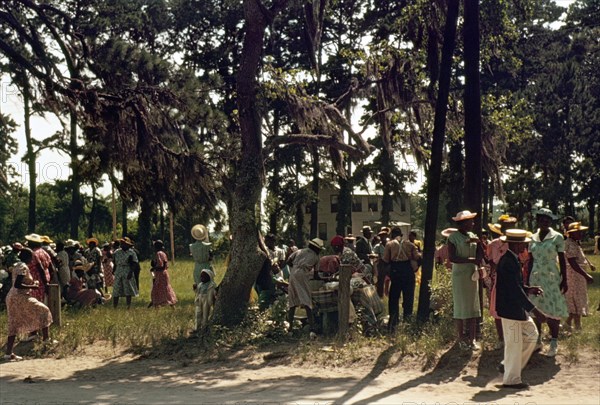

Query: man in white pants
496;229;547;389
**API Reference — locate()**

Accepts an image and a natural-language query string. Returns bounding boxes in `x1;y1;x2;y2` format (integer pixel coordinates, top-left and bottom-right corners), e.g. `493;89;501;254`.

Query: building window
352;196;363;212
318;223;327;240
368;196;378;212
330;195;338;213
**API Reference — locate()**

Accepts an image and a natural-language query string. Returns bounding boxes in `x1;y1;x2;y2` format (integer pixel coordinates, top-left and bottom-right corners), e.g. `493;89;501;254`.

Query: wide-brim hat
191;224;208;241
25;233;43;243
344;234;356;241
452;210;477;222
86;237;99;245
120;237;134;247
362;225;372;233
441;228;457;238
41;235;54;244
377;230;389;237
566;222;589;234
308;238;325;250
488;223;502;235
535;207;557;220
500;229;532;243
64;239;77;249
73;261;94;272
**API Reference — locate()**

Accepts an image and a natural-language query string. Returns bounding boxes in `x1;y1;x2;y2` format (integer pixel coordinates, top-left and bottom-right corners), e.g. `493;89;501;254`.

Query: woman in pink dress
101;243;114;292
564;222;594;330
4;248;53;361
150;240;177;308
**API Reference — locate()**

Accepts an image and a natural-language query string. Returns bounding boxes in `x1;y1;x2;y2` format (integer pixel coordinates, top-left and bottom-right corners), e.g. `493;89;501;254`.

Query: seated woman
64;260;104;307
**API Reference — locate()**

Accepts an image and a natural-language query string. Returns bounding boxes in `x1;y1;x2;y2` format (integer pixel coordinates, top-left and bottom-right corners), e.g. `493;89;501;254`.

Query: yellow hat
191;224;208;241
566;222;589;234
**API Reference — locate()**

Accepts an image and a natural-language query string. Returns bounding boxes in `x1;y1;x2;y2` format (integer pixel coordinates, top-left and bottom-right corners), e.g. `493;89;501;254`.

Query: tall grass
1;254;598;367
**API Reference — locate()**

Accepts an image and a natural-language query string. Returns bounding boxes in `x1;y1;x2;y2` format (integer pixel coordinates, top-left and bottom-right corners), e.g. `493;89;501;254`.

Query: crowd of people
1;208;597;386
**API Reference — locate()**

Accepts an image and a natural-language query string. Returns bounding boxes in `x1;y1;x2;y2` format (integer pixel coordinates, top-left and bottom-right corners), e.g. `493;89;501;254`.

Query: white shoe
3;353;23;362
547;345;558;357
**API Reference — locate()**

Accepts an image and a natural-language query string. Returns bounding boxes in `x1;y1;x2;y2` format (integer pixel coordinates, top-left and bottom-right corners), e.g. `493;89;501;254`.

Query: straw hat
25;233;43;243
64;239;78;249
120;237;134;247
441;228;457;238
488;215;517;235
344;234;356;241
41;235;54;244
86;237;99;245
362;225;372;233
535;207;557;220
451;210;477;222
308;238;325;250
566;222;589;234
500;229;532;243
191;224;208;241
377;229;389;237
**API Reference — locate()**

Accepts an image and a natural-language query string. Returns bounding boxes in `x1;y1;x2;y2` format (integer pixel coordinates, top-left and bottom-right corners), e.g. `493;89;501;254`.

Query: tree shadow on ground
347;342;473;405
470;352;561;403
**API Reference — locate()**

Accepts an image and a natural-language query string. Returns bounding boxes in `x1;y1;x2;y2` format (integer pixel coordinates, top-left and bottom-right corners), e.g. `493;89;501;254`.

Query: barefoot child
194;269;217;332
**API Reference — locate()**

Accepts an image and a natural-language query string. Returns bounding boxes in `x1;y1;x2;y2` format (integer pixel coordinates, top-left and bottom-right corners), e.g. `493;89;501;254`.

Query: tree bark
336;177;352;235
463;0;483;234
446;139;463;217
69;111;81;239
417;0;459;322
121;199;128;236
23;77;36;233
310;148;320;238
588;199;596;236
87;183;97;237
213;0;288;326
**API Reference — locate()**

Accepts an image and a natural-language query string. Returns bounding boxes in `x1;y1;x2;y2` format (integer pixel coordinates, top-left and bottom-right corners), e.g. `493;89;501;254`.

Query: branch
265;133;367;159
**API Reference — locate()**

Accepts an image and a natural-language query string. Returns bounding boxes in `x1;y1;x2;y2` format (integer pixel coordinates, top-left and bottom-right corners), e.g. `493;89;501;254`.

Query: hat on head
41;235;53;244
500;229;532;243
191;224;208;241
377;229;389;237
362;225;372;233
566;222;589;234
86;237;99;245
64;239;77;249
535;207;557;220
12;242;24;251
441;228;457;238
120;237;134;247
451;210;477;222
330;235;345;247
308;238;325;251
25;233;43;243
344;234;356;241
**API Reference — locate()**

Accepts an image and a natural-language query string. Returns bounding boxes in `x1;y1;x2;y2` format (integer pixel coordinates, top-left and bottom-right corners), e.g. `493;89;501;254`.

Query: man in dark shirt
496;229;547;390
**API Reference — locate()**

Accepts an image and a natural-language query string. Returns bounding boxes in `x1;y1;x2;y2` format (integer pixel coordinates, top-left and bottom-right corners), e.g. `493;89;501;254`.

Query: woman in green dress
448;210;484;350
190;224;213;285
527;208;568;357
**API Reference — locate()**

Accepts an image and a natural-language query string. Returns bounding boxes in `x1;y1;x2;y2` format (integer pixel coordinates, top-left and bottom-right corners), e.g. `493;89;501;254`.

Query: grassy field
0;254;599;365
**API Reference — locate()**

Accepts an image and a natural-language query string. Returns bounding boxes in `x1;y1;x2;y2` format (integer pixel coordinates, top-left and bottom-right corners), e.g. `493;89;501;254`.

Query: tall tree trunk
160;203;165;241
138;197;153;260
482;172;489;228
417;0;459;322
87;183;97;237
23;77;36;233
380;151;393;227
69;112;81;239
121;200;128;236
588;199;596;236
336;177;352;235
446;139;463;217
310;148;320;238
294;151;305;245
213;0;288;326
463;0;483;234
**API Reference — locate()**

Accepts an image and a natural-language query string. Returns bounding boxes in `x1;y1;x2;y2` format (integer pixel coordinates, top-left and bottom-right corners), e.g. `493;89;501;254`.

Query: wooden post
337;264;352;337
169;211;175;265
47;284;61;327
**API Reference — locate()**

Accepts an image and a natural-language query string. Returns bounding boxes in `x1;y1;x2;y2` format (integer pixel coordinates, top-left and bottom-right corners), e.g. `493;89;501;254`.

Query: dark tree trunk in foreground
121;200;128;236
463;0;483;234
588;199;596;236
417;0;459;322
213;0;288;326
336;177;352;235
69;112;82;239
23;78;36;233
310;148;319;239
138;197;153;260
87;183;97;237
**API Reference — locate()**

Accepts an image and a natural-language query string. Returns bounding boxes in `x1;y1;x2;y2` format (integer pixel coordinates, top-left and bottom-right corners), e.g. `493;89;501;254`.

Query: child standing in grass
194;269;216;331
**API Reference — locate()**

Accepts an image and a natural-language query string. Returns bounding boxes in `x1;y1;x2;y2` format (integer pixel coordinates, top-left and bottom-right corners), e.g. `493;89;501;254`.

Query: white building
304;186;411;241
